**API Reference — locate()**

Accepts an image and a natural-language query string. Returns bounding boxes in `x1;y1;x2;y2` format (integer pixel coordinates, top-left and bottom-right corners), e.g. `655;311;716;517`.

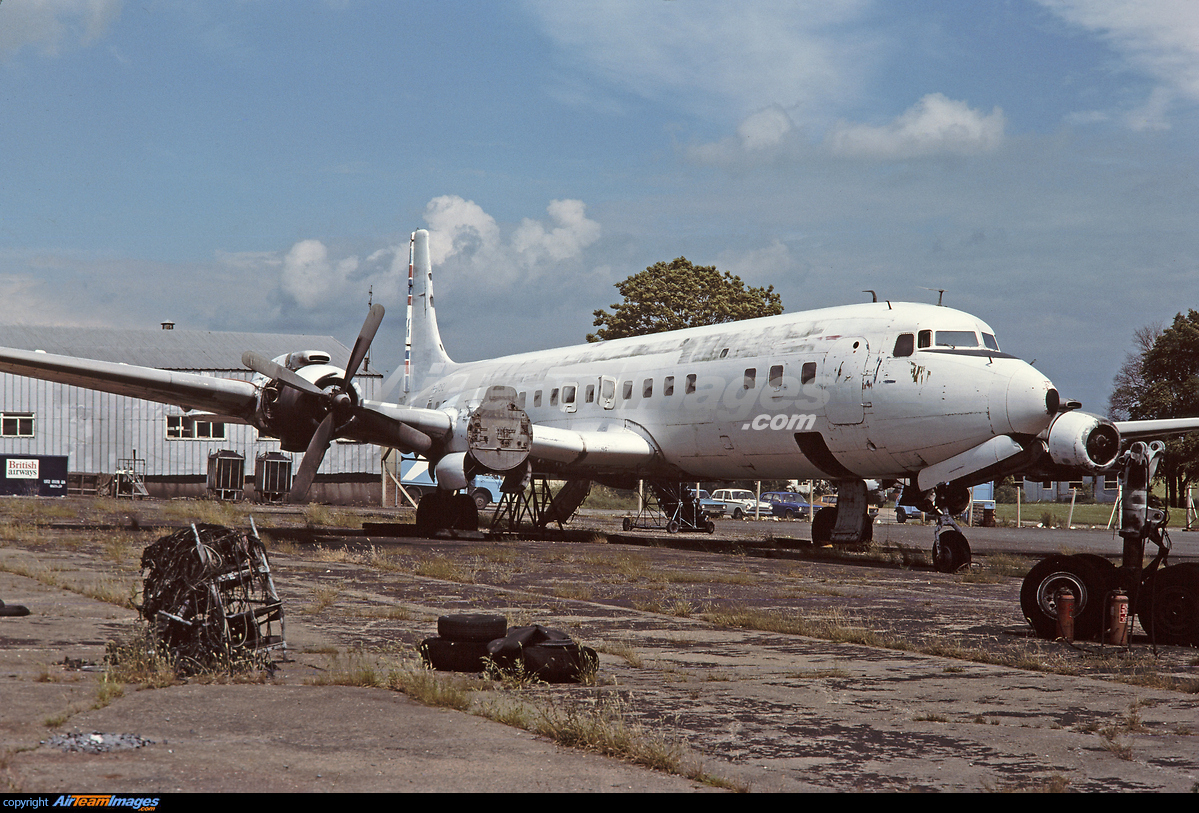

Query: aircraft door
599;376;617;410
823;337;868;425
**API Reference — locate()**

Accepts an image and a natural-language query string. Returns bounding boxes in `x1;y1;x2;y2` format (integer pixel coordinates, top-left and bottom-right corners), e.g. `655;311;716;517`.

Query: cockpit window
982;333;1000;351
934;330;978;348
893;333;914;357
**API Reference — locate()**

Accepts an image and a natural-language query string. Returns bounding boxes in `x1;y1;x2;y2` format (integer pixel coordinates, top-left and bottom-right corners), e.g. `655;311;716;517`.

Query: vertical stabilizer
404;229;456;398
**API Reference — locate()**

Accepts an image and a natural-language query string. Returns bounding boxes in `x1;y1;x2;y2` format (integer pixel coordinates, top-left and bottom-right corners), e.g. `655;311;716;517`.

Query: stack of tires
420;613;507;673
420;614;598;683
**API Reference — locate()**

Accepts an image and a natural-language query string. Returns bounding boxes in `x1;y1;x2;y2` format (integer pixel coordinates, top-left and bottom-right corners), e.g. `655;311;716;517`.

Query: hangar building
0;324;386;503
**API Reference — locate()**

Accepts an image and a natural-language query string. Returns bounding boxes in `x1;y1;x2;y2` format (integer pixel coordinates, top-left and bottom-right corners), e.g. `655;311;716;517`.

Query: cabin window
982;333;1000;351
769;365;783;388
800;362;816;384
743;368;756;390
601;378;615;403
935;330;978;347
622;380;633;399
663;376;675;396
918;330;932;349
0;412;34;437
585;384;595;403
642;378;653;398
563;385;576;405
719;348;729;358
166;415;225;440
893;334;914;357
550;388;559;407
533;391;542;408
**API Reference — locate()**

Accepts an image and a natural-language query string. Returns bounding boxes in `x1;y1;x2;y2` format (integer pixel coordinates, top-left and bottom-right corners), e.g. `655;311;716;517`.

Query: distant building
1020;473;1119;504
0;325;386;503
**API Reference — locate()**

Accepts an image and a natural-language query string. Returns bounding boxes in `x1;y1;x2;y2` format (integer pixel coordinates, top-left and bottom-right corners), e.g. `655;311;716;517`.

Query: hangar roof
0;325;382;376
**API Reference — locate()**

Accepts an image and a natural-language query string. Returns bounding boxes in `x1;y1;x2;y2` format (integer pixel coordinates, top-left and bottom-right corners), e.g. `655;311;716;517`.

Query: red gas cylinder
1107;591;1131;646
1056;589;1075;642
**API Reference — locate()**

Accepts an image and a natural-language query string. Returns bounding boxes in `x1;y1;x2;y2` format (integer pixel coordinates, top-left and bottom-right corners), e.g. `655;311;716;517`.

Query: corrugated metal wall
0;371;382;478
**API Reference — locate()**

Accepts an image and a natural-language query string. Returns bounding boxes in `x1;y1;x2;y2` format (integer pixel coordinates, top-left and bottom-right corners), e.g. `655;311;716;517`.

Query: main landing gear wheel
415;491;480;534
1138;562;1199;646
932;530;971;573
811;507;835;545
1020;554;1113;640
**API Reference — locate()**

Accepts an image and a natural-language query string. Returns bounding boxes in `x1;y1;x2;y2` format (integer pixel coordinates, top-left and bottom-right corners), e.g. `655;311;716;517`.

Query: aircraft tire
452;493;479;531
811;507;836;545
1020;554;1110;640
1138;563;1199;646
438;613;508;643
932;530;970;573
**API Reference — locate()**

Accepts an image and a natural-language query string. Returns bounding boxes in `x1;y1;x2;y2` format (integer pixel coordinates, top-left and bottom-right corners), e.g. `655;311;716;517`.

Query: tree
1109;312;1199;507
587;257;783;342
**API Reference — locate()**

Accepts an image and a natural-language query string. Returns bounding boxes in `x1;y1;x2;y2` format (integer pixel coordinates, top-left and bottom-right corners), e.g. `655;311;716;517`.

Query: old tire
438;613;507;642
420;637;490;672
933;530;971;573
811;506;836;545
1021;554;1111;640
1139;563;1199;646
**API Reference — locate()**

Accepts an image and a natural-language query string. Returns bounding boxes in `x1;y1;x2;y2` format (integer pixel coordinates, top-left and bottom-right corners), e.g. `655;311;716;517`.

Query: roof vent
161;321;175;330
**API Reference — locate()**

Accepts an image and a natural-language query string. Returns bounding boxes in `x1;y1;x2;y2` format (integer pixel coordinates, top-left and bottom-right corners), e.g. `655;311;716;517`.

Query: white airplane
2;229;1197;642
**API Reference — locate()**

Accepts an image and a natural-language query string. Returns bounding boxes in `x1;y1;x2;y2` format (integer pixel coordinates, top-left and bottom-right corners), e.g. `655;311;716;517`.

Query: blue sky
2;0;1197;412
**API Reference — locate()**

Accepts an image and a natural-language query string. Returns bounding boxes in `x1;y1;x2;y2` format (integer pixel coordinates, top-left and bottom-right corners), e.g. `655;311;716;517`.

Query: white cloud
523;0;878;123
424;195;601;287
1037;0;1199;126
825;93;1005;159
0;0;123;58
737;106;796;151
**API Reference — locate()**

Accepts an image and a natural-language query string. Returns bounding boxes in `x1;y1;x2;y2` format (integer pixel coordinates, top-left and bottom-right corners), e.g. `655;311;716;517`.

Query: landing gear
932;527;971;574
415;490;479;534
810;479;875;546
1139;562;1199;646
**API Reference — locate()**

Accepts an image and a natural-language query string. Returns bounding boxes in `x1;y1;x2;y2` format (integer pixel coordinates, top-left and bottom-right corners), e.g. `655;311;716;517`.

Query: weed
596;639;643;668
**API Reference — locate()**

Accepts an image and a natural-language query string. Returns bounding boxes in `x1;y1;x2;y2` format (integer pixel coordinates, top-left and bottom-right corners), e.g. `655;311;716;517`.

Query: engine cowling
1044;411;1121;471
254;357;360;452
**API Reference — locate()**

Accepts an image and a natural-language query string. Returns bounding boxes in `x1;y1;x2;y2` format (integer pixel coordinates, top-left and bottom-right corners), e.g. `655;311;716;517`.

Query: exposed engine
253;352;362;452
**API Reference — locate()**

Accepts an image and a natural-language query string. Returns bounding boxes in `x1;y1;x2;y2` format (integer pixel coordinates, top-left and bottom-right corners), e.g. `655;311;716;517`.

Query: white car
710;489;773;520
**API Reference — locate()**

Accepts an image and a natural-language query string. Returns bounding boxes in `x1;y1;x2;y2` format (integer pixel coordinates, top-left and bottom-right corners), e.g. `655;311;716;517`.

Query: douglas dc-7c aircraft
2;229;1198;644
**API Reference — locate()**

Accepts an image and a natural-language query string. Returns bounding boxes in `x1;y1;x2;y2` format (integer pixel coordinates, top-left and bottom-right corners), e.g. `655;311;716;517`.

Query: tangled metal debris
47;732;154;754
138;521;285;672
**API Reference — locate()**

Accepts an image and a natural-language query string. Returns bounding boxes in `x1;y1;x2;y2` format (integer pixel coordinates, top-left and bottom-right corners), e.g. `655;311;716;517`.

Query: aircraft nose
1001;364;1058;435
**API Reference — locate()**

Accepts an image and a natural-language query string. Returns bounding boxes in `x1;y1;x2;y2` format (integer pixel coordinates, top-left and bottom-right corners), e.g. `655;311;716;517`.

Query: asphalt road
1;503;1197;793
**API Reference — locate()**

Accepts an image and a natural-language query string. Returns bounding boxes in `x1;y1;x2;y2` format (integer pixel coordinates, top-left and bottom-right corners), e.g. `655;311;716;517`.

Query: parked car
710;488;772;520
761;491;811;520
690;489;726;518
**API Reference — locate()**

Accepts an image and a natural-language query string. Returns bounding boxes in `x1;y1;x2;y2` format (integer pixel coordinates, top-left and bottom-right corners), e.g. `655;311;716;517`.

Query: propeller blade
288;413;335;503
344;304;385;384
242;351;325;397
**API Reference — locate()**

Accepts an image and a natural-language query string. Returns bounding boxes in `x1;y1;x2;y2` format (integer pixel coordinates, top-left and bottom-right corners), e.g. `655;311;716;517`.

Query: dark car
761;491;811;520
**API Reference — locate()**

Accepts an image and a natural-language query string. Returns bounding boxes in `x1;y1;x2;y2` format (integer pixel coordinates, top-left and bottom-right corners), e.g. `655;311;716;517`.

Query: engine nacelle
253;356;360;452
1045;411;1121;472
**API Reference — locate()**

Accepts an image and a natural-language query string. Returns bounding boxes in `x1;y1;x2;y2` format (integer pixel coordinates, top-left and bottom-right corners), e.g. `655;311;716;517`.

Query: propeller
242;304;386;502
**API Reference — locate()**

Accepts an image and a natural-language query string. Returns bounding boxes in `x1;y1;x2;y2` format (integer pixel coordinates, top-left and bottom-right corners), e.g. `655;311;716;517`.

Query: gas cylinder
1107;591;1131;646
1056;589;1075;642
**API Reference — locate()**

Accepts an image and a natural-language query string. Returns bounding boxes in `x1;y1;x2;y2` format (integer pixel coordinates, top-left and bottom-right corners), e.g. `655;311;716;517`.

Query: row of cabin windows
893;330;1000;357
517;362;820;409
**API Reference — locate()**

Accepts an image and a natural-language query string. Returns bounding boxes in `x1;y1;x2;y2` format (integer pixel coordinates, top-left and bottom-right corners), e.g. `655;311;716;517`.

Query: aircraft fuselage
407;301;1058;483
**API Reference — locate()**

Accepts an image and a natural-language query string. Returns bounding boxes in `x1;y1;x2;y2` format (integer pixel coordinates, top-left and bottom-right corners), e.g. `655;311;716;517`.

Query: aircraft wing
1114;418;1199;440
0;345;260;419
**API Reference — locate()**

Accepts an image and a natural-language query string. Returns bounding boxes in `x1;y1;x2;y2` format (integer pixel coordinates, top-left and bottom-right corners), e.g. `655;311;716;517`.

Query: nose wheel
932;515;972;573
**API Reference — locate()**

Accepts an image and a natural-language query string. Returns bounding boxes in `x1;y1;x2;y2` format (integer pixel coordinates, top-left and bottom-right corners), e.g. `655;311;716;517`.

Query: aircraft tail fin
403;229;456;399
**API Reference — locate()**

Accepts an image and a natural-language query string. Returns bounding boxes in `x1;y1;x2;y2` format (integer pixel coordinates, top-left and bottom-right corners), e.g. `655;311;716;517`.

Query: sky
1;0;1197;413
